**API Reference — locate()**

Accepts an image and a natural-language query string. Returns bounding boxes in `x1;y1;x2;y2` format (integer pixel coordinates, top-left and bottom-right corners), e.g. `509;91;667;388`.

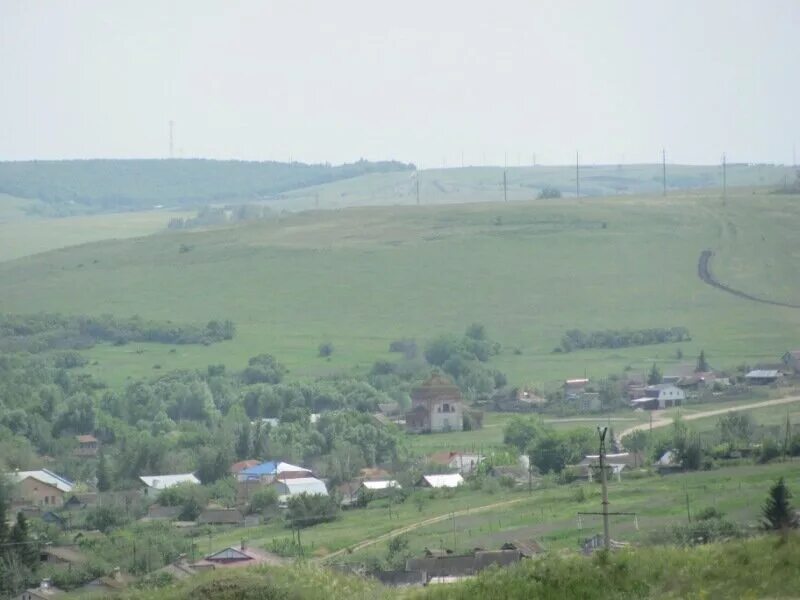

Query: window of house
443;403;450;413
44;496;49;505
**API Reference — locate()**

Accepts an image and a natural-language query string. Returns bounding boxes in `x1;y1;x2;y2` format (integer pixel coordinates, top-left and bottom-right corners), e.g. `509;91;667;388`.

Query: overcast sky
1;0;798;166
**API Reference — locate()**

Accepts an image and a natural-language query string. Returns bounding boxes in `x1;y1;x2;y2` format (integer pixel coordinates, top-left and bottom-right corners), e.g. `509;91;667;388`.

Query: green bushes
0;313;235;353
560;326;690;352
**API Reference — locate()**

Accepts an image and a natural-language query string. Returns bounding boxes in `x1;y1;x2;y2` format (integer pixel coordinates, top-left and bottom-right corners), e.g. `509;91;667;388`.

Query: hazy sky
1;0;798;166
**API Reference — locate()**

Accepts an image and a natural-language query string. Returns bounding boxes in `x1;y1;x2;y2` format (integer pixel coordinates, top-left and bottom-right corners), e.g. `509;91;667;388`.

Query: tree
10;513;38;568
762;477;797;533
716;412;755;447
247;487;278;515
286;493;339;528
647;363;662;385
624;430;649;465
318;342;334;357
96;448;111;492
465;323;487;341
529;434;569;474
696;350;709;373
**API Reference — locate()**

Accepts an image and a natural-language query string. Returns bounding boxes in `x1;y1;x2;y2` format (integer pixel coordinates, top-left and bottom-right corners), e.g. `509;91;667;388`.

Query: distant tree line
558;326;690;352
0;159;415;212
0;313;235;353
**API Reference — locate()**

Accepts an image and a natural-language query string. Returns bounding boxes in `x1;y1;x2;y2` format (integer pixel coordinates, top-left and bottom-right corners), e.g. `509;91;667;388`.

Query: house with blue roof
236;461;311;483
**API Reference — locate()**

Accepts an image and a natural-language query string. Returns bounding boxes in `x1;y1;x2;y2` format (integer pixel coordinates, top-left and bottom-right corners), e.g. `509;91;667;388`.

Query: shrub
318;342;334;358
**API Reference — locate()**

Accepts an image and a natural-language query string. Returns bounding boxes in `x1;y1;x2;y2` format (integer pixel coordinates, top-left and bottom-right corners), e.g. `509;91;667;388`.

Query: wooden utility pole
416;175;420;205
662;148;667;196
503;170;508;202
598;426;611;550
576;151;581;198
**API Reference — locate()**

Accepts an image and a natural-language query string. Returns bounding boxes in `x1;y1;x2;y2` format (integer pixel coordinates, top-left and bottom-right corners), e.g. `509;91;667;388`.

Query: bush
318;342;334;357
538;186;562;199
759;438;782;463
247;487;278;515
286;493;339;528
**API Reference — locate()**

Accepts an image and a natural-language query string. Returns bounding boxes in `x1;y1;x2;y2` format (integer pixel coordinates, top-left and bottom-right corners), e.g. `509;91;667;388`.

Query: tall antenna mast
722;153;727;201
576;151;580;198
503;170;508;202
169;120;174;159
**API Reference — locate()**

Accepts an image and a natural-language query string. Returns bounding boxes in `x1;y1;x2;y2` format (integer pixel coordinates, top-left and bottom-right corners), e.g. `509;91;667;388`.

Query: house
63;493;98;511
40;545;88;567
197;508;244;526
406;549;522;582
13;579;64;600
270;477;328;503
74;434;99;458
563;378;590;400
139;473;200;499
143;504;182;521
360;480;401;498
630;384;685;410
7;469;74;508
500;539;545;558
146;555;198;581
80;567;136;595
192;543;285;569
229;460;260;476
237;461;312;483
405;374;464;434
577;453;635;481
576;392;601;412
783;350;800;374
745;370;782;385
418;474;464;488
427;451;485;474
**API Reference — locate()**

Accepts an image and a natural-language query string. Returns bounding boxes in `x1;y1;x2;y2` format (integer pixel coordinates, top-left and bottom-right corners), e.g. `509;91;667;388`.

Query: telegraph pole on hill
576;151;581;198
662;148;667;196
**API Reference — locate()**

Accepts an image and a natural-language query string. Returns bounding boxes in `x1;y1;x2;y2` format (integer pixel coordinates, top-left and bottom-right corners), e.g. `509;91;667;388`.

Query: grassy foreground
96;534;800;599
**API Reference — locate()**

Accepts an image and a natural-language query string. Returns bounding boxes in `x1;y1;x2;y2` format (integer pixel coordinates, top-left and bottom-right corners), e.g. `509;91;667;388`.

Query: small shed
197;508;244;526
745;370;781;385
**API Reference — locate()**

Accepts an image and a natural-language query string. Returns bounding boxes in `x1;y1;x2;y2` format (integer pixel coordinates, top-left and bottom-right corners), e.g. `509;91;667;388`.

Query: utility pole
503;170;508;202
685;486;691;522
662;148;667;196
576;151;581;198
451;512;457;552
416;175;420;206
598;426;611;550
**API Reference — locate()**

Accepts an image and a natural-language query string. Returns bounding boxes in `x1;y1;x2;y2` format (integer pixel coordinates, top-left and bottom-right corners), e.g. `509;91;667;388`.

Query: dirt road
320;496;528;563
619;395;800;440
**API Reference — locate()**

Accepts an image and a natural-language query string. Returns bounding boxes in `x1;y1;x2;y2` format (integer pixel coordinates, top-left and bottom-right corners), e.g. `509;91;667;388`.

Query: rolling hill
0;186;797;389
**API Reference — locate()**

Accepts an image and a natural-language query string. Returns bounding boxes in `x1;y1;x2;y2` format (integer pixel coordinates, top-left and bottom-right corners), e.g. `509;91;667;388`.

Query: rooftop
8;469;74;493
362;480;401;491
240;461;311;478
421;473;464;488
139;473;200;489
746;369;780;378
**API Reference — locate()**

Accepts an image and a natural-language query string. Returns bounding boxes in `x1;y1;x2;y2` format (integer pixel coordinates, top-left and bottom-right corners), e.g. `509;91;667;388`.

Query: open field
0;187;798;389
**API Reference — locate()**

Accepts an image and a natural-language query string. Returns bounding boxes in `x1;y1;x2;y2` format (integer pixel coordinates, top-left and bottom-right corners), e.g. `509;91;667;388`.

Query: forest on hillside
0;159;414;213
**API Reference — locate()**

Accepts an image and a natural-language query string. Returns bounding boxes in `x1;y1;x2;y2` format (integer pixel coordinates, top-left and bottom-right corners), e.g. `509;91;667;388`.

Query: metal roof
240;461;311;478
745;370;780;378
421;474;464;488
274;477;328;496
139;473;200;489
8;469;74;493
362;480;401;490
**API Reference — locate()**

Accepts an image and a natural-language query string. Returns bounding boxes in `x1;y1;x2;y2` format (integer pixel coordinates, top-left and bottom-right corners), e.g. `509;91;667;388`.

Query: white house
419;474;464;488
631;384;685;409
270;477;328;504
139;474;200;499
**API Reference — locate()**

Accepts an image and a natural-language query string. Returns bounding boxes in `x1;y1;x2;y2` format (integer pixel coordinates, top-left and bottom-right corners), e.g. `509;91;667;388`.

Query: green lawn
0;188;798;391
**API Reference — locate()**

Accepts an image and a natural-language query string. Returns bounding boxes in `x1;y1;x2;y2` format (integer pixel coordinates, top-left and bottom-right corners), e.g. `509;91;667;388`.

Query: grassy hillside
0;188;798;389
268;163;796;211
91;533;800;599
0;159;413;212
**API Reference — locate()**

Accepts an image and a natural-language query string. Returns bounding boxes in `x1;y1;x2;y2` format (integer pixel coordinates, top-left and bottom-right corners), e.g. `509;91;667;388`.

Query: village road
619;394;800;440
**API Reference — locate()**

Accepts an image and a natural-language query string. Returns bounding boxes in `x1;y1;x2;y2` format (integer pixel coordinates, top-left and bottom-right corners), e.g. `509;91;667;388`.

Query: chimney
40;578;51;590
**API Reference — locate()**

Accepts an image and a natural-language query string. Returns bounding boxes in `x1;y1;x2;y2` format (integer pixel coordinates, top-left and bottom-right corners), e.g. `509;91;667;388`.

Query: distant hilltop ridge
0;158;415;212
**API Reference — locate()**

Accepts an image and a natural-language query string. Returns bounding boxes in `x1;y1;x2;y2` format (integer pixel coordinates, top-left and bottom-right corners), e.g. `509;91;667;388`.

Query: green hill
0;159;414;213
92;534;800;599
0;187;797;389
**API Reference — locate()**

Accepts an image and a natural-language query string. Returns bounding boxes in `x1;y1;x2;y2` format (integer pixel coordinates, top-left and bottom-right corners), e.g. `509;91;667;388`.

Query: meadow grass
0;189;798;391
